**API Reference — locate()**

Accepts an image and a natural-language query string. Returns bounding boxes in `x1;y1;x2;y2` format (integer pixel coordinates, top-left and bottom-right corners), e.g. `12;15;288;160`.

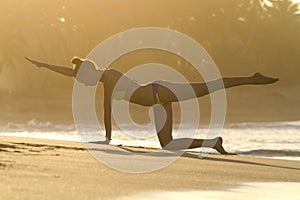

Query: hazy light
58;17;66;23
72;25;77;32
238;17;245;22
177;60;181;66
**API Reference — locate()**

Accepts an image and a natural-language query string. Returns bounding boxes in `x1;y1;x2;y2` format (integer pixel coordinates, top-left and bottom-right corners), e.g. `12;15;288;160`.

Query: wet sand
0;136;300;199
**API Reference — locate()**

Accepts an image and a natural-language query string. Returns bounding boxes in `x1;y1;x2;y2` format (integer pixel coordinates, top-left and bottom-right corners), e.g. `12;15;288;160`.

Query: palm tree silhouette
0;27;27;92
264;0;300;67
0;29;24;73
265;0;300;23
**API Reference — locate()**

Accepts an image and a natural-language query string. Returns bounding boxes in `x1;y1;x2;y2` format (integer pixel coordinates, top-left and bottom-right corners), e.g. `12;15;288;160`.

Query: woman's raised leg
190;72;279;98
156;73;278;102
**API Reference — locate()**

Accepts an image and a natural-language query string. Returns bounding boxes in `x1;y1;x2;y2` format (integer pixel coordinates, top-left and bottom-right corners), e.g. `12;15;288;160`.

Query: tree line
0;0;299;93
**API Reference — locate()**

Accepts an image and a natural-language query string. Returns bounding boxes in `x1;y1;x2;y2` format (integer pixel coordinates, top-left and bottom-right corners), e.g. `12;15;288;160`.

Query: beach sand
0;136;300;200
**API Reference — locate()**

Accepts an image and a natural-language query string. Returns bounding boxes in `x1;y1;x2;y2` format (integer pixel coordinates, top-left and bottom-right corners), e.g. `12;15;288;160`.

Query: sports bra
112;81;163;105
152;83;163;105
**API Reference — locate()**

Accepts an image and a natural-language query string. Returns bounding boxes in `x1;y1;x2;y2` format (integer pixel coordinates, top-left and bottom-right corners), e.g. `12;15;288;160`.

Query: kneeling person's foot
213;137;230;155
252;72;279;84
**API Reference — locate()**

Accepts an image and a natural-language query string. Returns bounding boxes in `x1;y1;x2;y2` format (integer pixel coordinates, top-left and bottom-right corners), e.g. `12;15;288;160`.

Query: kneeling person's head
71;56;102;86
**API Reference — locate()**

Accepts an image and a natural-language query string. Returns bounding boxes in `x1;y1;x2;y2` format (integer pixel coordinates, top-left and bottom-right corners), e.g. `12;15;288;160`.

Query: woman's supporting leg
153;102;173;147
153;102;229;154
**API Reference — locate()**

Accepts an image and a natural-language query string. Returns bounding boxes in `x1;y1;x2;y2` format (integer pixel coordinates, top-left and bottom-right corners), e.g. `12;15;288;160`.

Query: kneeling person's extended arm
25;57;74;77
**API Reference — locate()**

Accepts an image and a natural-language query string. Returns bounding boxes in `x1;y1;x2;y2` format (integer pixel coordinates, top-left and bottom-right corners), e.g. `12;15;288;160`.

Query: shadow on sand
2;141;300;172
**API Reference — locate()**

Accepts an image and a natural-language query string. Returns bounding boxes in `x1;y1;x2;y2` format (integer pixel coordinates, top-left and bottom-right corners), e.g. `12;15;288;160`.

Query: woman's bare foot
213;137;230;155
252;72;279;84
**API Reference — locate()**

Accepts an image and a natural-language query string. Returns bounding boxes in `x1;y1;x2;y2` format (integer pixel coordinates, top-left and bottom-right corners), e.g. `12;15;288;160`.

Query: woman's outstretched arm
25;57;74;77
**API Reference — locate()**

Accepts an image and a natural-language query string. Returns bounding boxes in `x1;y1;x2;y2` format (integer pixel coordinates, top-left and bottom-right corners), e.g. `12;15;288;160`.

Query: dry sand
0;136;299;200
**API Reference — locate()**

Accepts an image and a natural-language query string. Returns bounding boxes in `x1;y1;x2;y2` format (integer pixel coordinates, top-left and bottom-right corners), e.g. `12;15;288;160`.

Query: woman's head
71;56;84;65
71;56;85;73
71;56;102;86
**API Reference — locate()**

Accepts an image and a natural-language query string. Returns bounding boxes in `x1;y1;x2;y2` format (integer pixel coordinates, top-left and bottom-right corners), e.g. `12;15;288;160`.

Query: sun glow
58;17;66;23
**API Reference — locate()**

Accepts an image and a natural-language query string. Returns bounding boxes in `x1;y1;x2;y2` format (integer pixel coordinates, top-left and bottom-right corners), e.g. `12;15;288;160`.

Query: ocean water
0;119;299;161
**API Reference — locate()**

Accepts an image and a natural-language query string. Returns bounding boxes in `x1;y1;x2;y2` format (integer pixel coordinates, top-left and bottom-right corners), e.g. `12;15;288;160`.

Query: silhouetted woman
25;56;279;154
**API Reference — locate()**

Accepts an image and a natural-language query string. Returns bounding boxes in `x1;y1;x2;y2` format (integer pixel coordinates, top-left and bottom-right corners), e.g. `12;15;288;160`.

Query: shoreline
1;136;300;199
1;133;299;162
